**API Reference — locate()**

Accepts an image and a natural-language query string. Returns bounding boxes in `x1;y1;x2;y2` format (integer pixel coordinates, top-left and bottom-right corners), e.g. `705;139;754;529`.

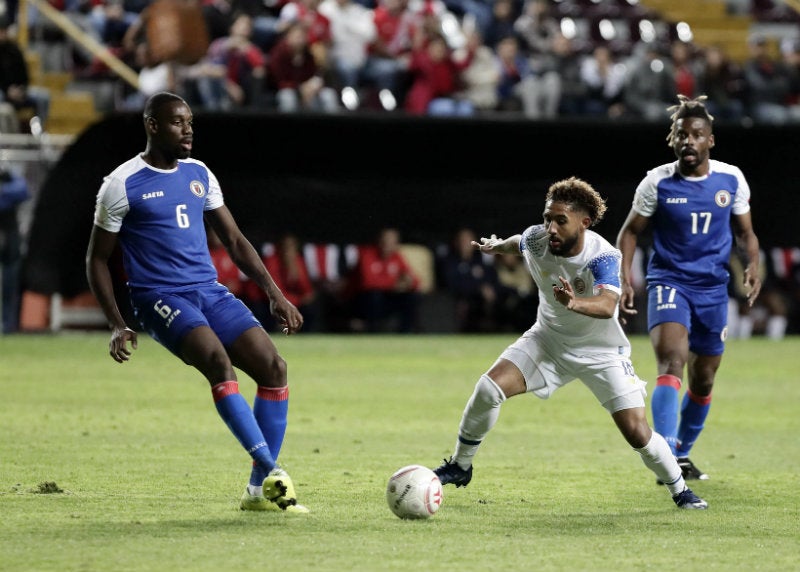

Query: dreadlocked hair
666;94;714;145
545;177;607;227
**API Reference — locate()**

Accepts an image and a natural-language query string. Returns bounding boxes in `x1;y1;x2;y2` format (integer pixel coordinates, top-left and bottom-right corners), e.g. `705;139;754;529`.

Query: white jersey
520;224;630;354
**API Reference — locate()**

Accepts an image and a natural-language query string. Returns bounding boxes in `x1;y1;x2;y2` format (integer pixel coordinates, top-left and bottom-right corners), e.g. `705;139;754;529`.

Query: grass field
1;333;798;572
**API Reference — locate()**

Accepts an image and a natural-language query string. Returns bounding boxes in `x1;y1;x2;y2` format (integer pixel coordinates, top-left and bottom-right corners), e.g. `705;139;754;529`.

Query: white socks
635;431;686;495
452;374;507;470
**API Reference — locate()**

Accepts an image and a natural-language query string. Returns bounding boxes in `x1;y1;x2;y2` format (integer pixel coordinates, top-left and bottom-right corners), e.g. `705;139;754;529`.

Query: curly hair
666;94;714;146
545;176;607;227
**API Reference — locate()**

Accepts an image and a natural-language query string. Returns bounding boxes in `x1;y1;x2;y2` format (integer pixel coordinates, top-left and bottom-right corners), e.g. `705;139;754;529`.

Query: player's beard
548;233;578;256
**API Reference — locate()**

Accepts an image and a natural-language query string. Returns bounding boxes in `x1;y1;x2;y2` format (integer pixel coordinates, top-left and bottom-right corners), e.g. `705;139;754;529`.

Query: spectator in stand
404;30;474;115
442;0;492;39
547;31;586;117
780;37;800;123
276;0;332;69
318;0;376;107
0;166;30;333
742;35;791;124
362;0;418;110
440;228;500;332
671;40;700;99
184;12;267;110
244;234;318;332
696;44;746;122
266;20;340;112
580;44;626;119
0;16;51;130
202;0;237;43
494;251;537;332
482;0;517;50
495;33;558;118
622;42;673;121
513;0;559;60
350;227;420;333
454;25;500;113
303;242;359;331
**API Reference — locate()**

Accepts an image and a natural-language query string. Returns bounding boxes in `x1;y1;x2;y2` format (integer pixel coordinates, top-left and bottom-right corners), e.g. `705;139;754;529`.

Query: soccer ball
386;464;443;519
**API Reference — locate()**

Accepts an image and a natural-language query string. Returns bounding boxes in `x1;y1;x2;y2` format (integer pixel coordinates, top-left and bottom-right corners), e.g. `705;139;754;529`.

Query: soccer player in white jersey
86;92;310;513
434;177;708;509
617;95;762;482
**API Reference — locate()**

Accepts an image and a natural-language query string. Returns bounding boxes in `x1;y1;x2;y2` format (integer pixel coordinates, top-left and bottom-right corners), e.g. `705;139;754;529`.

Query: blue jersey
93;154;224;289
631;159;751;290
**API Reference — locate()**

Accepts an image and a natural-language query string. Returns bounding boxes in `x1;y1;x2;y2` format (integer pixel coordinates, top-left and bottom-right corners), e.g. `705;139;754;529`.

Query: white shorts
497;328;647;413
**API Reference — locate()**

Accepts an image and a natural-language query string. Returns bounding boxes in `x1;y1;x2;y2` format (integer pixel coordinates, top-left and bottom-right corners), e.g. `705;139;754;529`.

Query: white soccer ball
386;464;443;519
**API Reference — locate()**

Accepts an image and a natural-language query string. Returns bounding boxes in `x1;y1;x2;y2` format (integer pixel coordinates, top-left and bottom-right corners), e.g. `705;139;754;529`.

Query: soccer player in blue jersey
86;91;310;513
434;177;707;509
616;95;762;482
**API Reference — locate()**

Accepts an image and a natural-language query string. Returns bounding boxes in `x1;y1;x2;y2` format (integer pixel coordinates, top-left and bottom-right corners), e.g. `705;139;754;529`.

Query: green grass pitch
1;333;798;571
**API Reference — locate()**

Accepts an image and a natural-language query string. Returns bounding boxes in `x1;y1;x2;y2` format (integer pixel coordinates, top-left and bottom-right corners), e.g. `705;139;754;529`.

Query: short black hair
143;91;186;120
666;94;714;145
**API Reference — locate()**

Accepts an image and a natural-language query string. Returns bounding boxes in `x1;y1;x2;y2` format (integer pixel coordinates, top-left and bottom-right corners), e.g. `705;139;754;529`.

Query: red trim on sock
211;380;239;403
656;374;682;390
257;386;289;401
687;388;712;406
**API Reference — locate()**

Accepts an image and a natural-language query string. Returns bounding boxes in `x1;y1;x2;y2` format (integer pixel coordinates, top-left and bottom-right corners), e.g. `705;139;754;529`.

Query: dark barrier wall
22;112;798;297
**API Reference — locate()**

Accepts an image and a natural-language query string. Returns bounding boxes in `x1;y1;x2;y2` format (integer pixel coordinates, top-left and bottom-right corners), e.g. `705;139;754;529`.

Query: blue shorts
129;282;262;358
646;282;728;356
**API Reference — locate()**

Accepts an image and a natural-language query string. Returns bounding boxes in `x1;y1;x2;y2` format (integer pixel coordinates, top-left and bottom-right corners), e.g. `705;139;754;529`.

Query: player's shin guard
453;374;506;469
249;386;289;487
212;381;275;473
635;431;685;496
675;389;711;457
652;374;682;456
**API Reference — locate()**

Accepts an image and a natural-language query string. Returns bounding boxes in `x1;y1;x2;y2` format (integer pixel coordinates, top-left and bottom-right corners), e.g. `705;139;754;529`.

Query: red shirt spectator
404;33;472;114
353;229;419;292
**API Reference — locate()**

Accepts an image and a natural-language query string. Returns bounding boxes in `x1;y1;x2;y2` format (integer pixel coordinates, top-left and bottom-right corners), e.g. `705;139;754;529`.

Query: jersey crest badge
714;190;731;208
573;277;586;295
190;180;206;198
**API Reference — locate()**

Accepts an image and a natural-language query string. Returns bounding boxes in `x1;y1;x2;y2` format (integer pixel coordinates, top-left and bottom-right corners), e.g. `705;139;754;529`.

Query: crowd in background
3;0;800;122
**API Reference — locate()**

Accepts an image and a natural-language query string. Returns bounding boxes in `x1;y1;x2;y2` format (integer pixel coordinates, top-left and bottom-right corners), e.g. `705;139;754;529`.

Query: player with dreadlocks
616;95;762;483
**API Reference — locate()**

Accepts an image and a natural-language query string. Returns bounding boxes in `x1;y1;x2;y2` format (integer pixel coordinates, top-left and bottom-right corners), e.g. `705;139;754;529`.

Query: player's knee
474;374;506;406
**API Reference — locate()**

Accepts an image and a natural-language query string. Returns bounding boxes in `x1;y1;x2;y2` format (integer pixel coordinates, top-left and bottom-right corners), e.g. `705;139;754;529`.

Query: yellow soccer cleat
262;467;310;514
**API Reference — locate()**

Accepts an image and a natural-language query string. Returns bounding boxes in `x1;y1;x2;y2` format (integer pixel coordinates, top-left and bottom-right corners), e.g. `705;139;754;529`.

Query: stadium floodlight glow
676;21;693;42
560;17;577;39
599;19;616;40
639;19;656;43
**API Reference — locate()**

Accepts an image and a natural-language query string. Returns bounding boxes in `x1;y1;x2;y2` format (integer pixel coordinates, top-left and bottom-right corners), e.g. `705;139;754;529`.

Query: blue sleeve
588;251;622;289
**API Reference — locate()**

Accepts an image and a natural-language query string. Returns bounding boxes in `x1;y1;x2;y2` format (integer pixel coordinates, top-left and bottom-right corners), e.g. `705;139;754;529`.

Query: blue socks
249;386;289;487
676;389;712;458
211;381;275;474
652;374;682;455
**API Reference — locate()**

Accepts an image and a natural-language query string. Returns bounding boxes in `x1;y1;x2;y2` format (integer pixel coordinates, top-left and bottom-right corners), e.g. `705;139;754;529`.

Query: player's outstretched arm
471;234;522;256
732;211;762;307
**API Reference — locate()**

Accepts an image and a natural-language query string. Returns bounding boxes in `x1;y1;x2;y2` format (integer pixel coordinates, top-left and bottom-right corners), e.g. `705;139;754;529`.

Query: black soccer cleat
677;457;709;481
433;457;473;488
672;487;708;510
